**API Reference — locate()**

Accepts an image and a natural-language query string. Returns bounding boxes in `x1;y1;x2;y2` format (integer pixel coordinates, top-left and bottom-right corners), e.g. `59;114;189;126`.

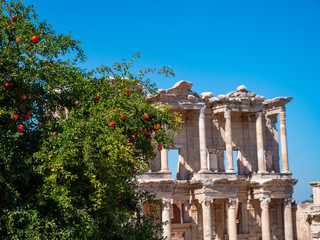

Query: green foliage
0;0;179;239
302;194;313;204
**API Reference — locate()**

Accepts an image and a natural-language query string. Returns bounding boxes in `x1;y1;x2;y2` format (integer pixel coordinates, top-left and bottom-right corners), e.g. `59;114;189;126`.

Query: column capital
309;182;320;188
284;198;293;207
201;197;213;240
162;198;172;210
279;111;286;121
260;197;271;209
224;109;231;119
227;198;238;209
200;198;213;208
255;111;264;119
199;105;206;119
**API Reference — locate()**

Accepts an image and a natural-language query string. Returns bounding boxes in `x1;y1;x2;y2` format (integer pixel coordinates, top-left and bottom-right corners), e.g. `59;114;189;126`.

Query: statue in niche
265;150;273;172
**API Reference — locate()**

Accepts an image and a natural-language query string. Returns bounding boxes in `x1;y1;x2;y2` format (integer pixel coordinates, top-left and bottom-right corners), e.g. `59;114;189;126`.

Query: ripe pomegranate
12;113;18;120
16;124;24;132
31;35;40;43
144;113;149;120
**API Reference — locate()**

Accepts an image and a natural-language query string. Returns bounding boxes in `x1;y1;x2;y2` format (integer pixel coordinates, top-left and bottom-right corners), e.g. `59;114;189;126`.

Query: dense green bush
0;0;179;239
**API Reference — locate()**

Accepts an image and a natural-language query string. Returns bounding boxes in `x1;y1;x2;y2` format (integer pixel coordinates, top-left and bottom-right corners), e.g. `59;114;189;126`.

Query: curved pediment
148;81;213;109
210;85;265;105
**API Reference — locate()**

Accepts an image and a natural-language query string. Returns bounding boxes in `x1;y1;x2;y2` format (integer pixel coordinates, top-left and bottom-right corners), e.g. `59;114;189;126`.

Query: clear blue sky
24;0;320;203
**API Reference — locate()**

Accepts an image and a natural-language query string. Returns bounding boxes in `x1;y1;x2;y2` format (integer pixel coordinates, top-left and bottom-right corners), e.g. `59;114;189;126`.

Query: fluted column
260;198;271;240
199;105;209;172
279;112;290;173
160;148;169;172
227;198;238;240
201;199;213;240
162;198;172;240
256;111;267;173
284;198;294;240
224;109;235;172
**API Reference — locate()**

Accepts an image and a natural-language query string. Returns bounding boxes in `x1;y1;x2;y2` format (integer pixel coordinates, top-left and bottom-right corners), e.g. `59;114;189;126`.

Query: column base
281;169;291;174
257;169;268;174
226;169;236;173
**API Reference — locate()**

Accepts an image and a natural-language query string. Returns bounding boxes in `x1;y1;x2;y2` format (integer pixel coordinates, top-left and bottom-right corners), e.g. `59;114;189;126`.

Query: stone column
190;200;199;240
284;198;294;240
160;148;169;172
199;105;209;172
256;111;267;173
260;198;271;240
227;198;238;240
224;109;235;173
279;112;290;173
310;182;320;205
162;198;172;240
202;199;213;240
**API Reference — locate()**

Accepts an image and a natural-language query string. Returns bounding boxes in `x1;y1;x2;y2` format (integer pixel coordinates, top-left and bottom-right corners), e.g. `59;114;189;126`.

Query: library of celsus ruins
137;81;320;240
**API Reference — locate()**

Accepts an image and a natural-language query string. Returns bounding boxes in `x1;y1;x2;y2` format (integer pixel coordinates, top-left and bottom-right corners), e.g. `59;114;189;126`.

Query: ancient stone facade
295;183;320;240
137;81;299;240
